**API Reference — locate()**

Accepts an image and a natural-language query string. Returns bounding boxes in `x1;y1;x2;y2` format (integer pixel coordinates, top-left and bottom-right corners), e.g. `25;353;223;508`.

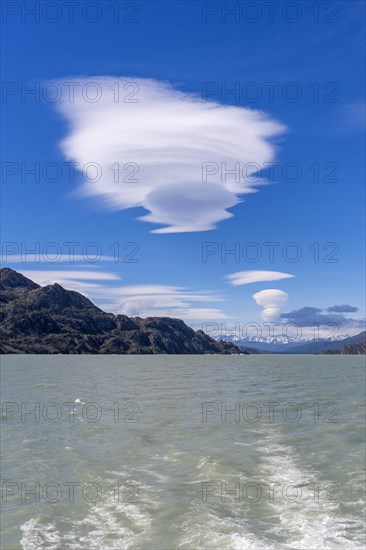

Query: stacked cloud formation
56;77;285;233
252;289;289;321
226;271;292;321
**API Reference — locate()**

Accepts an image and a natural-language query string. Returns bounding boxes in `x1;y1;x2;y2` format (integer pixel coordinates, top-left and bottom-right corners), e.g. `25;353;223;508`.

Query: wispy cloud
17;269;228;320
20;270;120;284
337;100;365;133
95;284;228;319
1;255;115;264
252;289;289;321
55;77;285;233
226;270;294;286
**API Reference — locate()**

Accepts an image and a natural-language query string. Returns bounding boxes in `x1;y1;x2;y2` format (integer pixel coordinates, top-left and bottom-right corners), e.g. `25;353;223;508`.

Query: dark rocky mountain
320;340;366;355
0;268;242;355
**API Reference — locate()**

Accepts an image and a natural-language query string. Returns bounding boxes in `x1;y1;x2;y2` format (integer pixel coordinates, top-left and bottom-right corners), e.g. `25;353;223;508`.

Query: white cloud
226;270;294;286
20;270;119;285
96;284;228;319
1;255;115;264
55;77;285;233
252;289;289;321
17;269;228;320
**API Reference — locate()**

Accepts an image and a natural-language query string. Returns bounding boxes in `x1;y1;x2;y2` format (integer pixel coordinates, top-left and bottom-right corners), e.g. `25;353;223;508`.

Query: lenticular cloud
56;77;285;233
252;289;289;321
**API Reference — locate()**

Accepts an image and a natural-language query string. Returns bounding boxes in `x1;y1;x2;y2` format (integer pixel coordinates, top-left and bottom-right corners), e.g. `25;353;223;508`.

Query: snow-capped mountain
215;333;351;352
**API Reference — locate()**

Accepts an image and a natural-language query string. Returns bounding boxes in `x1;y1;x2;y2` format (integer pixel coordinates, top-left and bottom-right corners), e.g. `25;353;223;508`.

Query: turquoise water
1;355;365;549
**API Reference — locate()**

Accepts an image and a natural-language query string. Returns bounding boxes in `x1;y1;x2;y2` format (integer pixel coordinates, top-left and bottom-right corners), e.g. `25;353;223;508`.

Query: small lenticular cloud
253;289;289;321
226;270;294;285
55;77;285;233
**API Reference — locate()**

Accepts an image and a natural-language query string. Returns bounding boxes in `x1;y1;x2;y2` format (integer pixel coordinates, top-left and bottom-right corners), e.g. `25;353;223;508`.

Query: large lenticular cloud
56;77;285;233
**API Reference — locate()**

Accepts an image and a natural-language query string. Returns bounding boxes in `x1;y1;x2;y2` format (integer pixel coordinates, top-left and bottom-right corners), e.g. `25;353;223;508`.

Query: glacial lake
1;355;365;549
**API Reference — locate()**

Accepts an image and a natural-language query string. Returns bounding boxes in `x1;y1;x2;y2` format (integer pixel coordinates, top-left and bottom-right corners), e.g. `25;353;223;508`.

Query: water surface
1;355;365;549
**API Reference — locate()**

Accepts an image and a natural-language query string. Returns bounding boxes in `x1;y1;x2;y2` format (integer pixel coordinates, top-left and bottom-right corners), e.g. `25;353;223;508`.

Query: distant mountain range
216;331;366;354
0;268;240;355
281;332;366;354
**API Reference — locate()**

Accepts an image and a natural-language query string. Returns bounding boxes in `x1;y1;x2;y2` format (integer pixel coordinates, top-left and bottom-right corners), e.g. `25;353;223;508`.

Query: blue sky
1;0;365;338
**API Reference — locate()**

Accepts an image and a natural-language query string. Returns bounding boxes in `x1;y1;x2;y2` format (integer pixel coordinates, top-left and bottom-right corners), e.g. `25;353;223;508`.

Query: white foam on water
107;464;172;488
69;499;151;549
177;511;276;550
20;486;153;549
197;456;218;470
17;443;366;550
174;453;279;549
175;439;365;549
160;449;183;463
229;532;278;550
20;519;61;550
67;470;157;550
256;438;365;549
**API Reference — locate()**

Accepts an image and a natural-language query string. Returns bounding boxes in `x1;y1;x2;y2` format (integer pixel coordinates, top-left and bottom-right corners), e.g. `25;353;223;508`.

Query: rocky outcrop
320;340;366;355
0;268;243;355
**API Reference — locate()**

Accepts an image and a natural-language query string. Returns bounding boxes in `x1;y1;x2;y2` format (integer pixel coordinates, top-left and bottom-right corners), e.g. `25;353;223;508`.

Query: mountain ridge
0;268;242;355
283;331;366;354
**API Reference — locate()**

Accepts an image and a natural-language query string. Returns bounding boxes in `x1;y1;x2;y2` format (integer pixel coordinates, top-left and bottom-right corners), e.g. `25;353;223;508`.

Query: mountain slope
0;268;241;355
283;331;366;354
320;340;366;355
